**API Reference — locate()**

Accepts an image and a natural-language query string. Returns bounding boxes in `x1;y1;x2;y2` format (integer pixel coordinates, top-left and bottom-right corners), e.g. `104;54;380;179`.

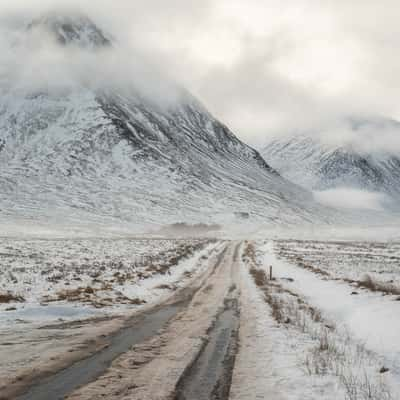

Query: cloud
193;0;400;147
313;188;387;211
1;0;400;149
0;3;191;108
306;117;400;155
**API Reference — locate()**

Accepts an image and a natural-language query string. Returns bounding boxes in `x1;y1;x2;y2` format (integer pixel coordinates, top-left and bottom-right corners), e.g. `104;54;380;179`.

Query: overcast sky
2;0;400;148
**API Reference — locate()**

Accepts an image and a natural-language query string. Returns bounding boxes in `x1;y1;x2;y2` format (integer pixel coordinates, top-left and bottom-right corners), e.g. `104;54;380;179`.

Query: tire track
13;243;229;400
174;242;242;400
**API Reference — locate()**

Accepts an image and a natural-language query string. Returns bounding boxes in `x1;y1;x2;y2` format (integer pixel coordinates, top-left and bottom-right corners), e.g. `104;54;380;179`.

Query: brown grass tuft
249;267;269;287
0;292;25;304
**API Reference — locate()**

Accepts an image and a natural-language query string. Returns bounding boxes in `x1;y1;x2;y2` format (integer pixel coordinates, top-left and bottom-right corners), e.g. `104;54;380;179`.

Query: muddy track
12;243;230;400
174;242;241;400
63;241;241;400
15;303;184;400
174;297;240;400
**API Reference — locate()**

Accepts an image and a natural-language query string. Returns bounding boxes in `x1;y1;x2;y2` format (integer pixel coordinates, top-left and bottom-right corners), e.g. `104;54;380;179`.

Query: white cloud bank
1;0;400;149
313;188;387;211
0;6;187;109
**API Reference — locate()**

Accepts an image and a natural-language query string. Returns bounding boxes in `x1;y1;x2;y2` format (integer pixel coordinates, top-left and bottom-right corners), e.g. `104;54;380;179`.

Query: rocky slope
262;126;400;210
0;14;331;233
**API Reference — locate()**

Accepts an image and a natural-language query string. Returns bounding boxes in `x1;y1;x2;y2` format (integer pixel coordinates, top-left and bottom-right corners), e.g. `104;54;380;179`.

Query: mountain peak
28;13;111;48
261;127;400;210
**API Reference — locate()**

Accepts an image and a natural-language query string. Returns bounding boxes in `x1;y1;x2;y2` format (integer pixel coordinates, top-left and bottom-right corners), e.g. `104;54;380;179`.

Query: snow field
252;240;400;399
231;242;344;400
0;238;221;325
275;240;400;293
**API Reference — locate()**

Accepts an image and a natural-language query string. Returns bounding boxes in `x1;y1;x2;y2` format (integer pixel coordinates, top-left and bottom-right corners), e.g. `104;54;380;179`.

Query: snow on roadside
0;240;225;395
117;240;224;306
0;239;222;328
66;242;238;400
258;240;400;397
230;246;343;400
275;240;400;291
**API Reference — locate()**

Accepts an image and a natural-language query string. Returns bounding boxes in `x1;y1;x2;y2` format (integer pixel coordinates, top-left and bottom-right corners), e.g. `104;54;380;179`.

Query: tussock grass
243;242;394;400
0;292;25;303
155;283;175;290
297;261;331;277
249;267;268;287
355;274;400;296
279;246;400;297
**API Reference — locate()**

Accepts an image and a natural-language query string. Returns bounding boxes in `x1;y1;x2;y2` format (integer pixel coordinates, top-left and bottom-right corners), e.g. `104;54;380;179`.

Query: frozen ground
2;236;400;400
239;240;400;399
0;238;215;318
275;239;400;290
231;242;344;400
66;242;240;400
0;238;224;397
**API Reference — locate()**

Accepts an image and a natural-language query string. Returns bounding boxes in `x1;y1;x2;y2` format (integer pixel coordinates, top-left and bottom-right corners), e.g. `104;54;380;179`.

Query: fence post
269;265;273;280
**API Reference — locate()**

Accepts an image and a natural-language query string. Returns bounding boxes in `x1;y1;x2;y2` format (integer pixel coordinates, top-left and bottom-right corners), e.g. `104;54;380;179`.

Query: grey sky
1;0;400;148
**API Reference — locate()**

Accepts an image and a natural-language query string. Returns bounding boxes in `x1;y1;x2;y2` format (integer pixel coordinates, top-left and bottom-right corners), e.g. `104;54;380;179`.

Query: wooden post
269;265;273;281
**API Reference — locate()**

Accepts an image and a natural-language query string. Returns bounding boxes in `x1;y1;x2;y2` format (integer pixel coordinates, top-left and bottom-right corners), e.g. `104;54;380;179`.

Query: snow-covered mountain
0;14;332;232
261;124;400;209
28;14;112;47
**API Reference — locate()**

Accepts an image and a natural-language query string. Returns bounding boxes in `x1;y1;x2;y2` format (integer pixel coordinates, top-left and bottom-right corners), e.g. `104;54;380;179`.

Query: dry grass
283;250;400;297
56;286;98;301
355;275;400;296
249;266;286;323
292;258;331;278
43;286;146;308
38;241;209;308
144;242;206;276
155;283;175;290
277;244;400;298
341;274;400;296
0;292;25;303
244;242;393;400
341;371;393;400
249;267;269;287
242;242;257;264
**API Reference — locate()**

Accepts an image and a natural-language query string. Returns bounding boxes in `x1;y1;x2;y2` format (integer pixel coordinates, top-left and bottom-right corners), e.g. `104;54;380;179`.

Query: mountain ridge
0;14;335;232
261;129;400;210
27;13;112;47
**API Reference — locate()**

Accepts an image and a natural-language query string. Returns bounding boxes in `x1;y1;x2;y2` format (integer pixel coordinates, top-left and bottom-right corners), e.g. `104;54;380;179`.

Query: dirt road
11;241;242;400
6;238;397;400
